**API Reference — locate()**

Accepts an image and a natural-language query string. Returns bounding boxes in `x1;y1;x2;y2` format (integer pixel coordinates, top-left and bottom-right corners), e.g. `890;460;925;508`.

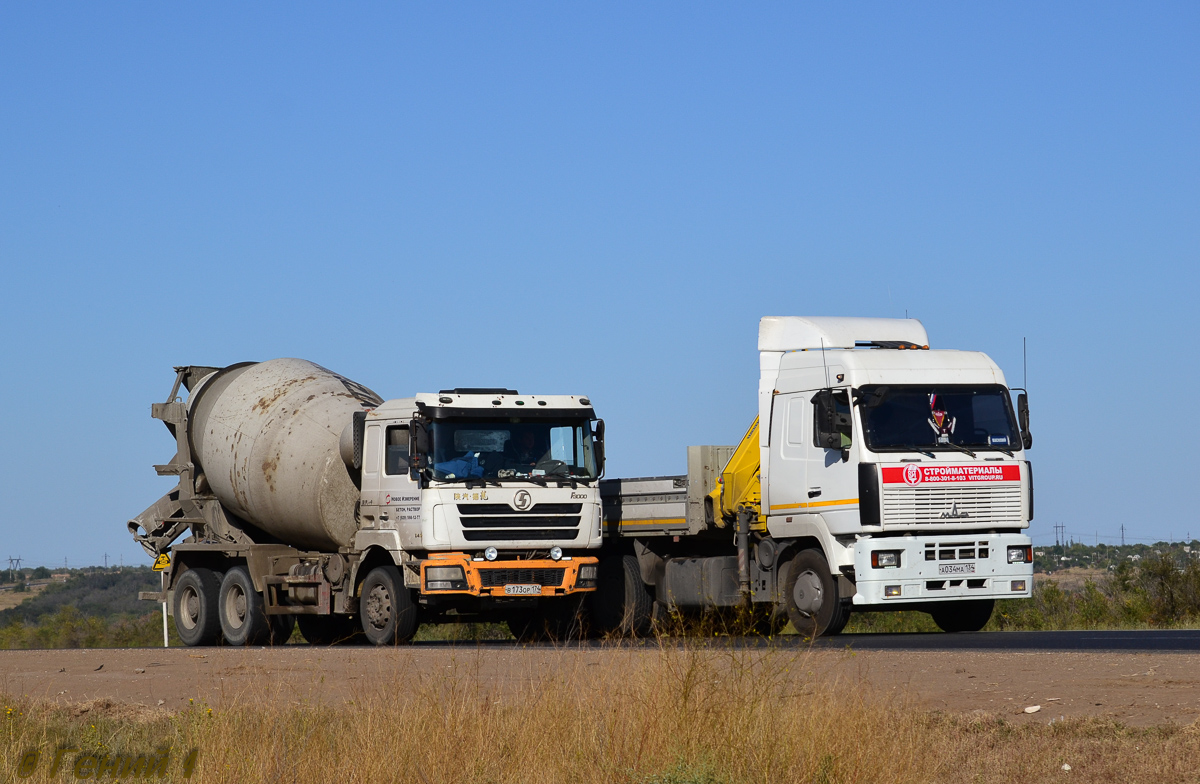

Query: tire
781;549;847;638
297;614;363;645
268;614;296;646
824;599;852;636
359;566;418;645
173;568;222;647
589;555;653;637
219;566;273;646
930;599;994;633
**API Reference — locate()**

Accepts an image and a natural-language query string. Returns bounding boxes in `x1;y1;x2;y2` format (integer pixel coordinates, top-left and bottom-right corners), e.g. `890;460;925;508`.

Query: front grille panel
456;502;583;543
463;529;580;542
457;503;582;515
479;568;566;587
883;484;1022;528
460;516;581;529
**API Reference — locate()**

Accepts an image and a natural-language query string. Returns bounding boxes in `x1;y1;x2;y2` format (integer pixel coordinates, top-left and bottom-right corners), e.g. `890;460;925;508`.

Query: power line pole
1120;524;1125;547
103;553;109;569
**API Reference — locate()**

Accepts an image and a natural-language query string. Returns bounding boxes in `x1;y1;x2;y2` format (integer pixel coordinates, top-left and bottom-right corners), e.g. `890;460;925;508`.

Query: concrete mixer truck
128;360;603;646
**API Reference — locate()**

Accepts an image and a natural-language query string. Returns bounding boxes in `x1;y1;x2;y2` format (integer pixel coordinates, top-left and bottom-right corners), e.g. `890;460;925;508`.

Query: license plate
939;563;975;575
504;584;541;596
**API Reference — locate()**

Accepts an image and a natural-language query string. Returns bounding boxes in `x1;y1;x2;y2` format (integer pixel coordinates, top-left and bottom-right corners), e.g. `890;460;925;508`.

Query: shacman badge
151;554;170;571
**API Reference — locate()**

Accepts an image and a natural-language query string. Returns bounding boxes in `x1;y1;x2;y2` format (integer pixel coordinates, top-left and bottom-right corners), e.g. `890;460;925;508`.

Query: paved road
404;629;1200;653
812;629;1200;652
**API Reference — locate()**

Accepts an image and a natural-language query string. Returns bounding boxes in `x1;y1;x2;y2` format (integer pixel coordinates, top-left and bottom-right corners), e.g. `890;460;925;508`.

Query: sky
1;3;1197;568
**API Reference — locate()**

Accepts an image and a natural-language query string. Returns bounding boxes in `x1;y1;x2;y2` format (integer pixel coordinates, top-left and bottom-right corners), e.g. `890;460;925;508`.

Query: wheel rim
793;570;824;616
224;585;247;630
180;586;200;630
365;584;392;631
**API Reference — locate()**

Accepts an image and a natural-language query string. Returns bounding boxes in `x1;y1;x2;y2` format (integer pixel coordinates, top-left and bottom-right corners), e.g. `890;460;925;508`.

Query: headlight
1007;546;1032;564
577;563;598;588
871;550;901;568
425;565;467;591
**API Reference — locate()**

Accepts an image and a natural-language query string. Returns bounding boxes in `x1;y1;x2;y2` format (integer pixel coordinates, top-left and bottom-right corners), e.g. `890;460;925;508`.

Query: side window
812;389;853;449
363;425;381;477
385;426;410;475
550;426;575;464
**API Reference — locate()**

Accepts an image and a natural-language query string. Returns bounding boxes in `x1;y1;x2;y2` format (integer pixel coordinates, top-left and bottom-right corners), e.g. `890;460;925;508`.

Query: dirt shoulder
2;645;1197;727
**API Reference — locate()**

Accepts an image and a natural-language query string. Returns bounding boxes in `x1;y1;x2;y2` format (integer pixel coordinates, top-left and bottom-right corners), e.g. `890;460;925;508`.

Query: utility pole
103;553;109;569
1120;524;1125;547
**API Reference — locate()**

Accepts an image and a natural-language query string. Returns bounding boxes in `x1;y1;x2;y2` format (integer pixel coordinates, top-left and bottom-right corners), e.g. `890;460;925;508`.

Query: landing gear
930;599;994;633
173;568;222;646
781;549;849;638
359;566;418;645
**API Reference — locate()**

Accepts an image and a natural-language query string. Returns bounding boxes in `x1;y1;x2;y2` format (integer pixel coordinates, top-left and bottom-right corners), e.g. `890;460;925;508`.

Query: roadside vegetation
4;545;1200;648
2;644;1197;784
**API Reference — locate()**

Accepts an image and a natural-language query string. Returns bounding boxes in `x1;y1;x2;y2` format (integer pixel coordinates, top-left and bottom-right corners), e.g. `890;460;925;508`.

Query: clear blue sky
1;4;1196;567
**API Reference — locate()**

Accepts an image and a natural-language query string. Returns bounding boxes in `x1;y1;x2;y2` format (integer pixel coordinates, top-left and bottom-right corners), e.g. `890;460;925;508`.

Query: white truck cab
759;317;1033;614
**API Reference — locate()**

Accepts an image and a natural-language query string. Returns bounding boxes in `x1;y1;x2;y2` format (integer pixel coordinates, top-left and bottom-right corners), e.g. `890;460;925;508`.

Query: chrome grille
882;484;1022;528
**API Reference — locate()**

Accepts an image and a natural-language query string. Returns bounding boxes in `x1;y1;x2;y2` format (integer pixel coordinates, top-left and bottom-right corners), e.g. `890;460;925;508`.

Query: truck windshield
858;385;1020;453
428;419;598;481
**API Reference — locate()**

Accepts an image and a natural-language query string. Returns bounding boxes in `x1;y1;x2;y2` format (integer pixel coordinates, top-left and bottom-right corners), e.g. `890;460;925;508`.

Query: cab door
377;424;421;529
805;383;861;534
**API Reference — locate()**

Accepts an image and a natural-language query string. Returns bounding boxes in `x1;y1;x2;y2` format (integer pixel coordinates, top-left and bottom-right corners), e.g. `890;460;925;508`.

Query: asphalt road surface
811;629;1200;652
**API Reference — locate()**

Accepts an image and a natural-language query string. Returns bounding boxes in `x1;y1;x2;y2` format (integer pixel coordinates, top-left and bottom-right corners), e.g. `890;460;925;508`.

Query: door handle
808;489;822;498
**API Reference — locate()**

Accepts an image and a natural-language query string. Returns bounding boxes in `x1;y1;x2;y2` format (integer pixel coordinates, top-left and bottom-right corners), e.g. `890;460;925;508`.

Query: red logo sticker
882;464;1021;484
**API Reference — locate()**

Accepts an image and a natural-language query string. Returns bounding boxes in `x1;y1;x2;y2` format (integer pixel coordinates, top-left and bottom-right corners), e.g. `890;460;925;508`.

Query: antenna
1023;337;1028;390
821;337;830;387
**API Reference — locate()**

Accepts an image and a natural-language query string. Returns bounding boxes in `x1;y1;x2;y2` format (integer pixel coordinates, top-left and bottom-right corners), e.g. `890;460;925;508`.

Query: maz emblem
939;502;971;519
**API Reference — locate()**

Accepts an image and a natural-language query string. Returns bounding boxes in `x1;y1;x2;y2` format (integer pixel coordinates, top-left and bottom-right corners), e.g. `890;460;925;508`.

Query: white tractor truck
129;359;604;646
592;317;1035;637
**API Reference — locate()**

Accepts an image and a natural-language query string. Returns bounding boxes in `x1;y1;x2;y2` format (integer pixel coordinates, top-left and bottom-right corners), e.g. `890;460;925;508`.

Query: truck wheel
173;568;222;647
781;549;846;638
359;566;417;645
930;599;994;633
219;566;273;646
589;555;653;637
824;599;852;636
269;614;296;645
297;614;363;645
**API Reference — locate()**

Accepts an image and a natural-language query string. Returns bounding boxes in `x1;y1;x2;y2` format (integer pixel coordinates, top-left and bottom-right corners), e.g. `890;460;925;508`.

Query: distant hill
0;568;162;625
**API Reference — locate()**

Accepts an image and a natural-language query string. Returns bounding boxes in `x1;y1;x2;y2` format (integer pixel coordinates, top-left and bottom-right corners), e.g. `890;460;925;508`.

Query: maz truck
591;317;1035;637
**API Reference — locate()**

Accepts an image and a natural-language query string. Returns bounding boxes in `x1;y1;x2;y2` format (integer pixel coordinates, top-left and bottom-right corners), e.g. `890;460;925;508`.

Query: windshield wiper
938;441;977;458
897;445;937;458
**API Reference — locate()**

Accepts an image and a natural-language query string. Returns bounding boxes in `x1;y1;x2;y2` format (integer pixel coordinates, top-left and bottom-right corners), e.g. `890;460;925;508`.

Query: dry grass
2;643;1198;783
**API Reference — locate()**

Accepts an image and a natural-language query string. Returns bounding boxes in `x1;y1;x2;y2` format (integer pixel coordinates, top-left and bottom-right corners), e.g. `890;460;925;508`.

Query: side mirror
811;390;841;450
593;419;606;477
1017;393;1033;450
410;418;431;455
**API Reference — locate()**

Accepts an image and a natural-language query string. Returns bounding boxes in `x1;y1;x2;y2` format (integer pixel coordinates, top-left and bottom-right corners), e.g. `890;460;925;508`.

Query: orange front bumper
419;552;599;598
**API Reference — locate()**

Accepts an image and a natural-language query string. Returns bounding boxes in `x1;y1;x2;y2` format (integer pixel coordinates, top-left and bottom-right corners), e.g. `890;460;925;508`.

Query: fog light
1007;545;1032;564
577;563;598;588
884;585;902;597
550;546;563;561
484;547;498;561
872;550;901;568
1011;580;1027;592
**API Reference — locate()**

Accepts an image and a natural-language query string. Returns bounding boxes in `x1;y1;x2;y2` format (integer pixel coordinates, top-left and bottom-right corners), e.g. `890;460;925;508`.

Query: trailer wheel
930;599;994;633
297;614;363;645
781;549;847;638
173;568;222;647
219;566;273;646
589;555;653;637
359;566;417;645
